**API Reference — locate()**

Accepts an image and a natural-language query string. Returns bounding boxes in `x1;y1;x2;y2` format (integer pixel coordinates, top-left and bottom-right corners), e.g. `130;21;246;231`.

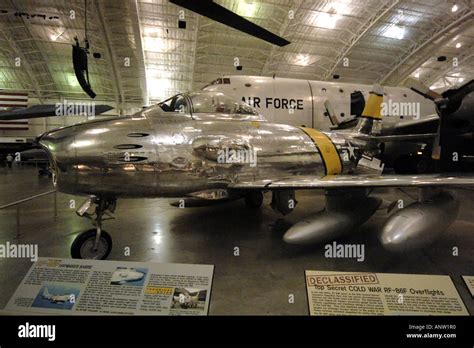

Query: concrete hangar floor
0;165;473;315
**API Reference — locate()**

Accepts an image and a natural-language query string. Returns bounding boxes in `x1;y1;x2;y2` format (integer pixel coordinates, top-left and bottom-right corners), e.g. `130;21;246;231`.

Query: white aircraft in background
203;75;441;173
202;75;436;129
42;288;74;304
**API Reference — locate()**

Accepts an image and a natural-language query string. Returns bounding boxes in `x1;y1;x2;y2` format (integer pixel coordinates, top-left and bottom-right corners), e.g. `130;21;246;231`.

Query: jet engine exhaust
283;190;381;245
380;190;459;252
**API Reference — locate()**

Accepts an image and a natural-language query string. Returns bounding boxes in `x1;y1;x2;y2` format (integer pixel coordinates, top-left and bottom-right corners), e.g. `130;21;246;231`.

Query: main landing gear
71;196;116;259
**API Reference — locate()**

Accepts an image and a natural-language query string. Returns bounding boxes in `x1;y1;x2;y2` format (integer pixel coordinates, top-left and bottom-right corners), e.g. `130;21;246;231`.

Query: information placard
305;270;468;316
462;276;474;298
5;258;214;315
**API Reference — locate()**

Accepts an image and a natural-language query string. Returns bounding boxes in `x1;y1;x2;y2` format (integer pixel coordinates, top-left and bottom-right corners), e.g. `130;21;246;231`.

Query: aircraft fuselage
39;108;360;198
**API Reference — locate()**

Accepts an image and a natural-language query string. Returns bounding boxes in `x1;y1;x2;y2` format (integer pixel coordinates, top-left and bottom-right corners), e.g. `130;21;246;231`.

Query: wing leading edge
230;174;474;190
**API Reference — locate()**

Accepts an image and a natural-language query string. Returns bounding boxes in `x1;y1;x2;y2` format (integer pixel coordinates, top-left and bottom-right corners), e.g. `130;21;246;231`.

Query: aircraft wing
354;133;437;142
0;104;114;121
230;174;474;190
383;114;439;136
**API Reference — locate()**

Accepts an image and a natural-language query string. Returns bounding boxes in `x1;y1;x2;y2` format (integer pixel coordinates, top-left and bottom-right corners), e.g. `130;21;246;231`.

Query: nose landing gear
70;196;116;259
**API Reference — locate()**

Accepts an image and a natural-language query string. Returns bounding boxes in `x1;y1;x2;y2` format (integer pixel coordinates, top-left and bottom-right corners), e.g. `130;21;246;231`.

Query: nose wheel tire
71;229;112;259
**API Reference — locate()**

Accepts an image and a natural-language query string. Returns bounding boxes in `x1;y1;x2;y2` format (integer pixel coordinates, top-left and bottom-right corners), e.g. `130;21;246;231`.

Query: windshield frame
157;94;190;114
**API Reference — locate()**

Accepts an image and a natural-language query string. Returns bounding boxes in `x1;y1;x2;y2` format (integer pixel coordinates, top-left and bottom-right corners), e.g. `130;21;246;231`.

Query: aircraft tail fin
354;84;384;135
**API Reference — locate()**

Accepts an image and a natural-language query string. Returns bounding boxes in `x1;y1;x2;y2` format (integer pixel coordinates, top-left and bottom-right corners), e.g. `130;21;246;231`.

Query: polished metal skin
283;190;382;244
380;190;460;252
38;91;473;253
39;91;357;199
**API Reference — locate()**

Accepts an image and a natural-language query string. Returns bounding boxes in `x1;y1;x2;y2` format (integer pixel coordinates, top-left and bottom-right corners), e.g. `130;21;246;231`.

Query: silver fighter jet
38;86;474;259
42;287;74;304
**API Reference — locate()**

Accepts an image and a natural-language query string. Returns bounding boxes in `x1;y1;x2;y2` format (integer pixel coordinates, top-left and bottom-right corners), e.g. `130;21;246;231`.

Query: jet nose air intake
38;125;77;190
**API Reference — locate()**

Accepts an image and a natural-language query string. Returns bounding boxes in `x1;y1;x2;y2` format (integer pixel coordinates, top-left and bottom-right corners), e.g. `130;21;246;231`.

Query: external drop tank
380;190;460;252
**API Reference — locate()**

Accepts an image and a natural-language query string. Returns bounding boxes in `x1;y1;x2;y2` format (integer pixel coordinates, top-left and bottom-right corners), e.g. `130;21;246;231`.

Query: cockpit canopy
157;91;264;120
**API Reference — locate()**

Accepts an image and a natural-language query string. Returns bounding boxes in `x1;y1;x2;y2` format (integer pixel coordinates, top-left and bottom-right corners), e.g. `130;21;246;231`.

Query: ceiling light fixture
143;37;166;52
146;72;172;100
383;25;405;40
294;54;312;66
243;1;256;17
315;12;337;29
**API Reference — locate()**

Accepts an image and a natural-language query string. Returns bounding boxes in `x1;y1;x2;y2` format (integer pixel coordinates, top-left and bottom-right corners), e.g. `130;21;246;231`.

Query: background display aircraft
203;75;443;172
202;75;437;130
36;80;474;260
0;104;113;163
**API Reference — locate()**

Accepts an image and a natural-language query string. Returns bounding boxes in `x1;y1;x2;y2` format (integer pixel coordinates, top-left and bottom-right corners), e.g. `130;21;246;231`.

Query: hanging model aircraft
36;80;474;260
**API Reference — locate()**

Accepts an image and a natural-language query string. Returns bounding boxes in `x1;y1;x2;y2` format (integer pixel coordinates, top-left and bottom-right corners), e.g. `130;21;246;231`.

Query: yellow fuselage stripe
300;127;342;175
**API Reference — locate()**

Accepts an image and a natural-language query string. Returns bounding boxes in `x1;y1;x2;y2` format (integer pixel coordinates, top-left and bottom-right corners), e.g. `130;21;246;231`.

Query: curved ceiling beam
261;0;304;76
323;0;400;80
190;14;201;91
95;0;125;112
423;53;473;87
130;0;148;106
0;26;43;102
380;10;473;86
8;0;60;100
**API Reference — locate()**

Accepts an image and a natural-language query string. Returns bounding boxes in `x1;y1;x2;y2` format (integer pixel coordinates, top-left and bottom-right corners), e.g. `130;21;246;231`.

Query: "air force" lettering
242;97;303;110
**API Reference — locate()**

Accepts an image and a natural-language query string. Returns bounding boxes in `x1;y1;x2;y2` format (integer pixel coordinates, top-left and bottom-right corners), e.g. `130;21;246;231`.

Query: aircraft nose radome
37;126;77;183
